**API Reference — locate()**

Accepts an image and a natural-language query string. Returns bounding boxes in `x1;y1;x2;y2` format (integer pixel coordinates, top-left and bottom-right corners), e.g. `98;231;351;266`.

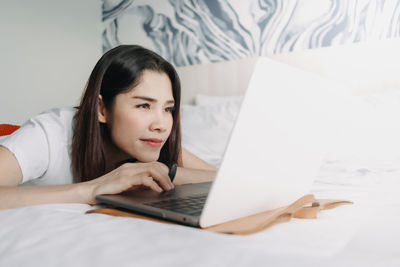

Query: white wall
0;0;102;124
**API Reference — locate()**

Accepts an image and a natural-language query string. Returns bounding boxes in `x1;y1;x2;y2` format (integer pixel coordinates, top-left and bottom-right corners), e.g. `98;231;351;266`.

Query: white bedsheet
1;160;399;267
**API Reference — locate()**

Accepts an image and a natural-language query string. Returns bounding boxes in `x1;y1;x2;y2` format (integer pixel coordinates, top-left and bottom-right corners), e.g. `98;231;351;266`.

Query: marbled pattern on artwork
103;0;400;66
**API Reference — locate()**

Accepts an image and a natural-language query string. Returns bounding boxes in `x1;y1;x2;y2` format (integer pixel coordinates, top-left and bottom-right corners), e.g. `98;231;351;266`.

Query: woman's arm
172;148;217;185
0;146;217;210
0;146;89;210
0;146;174;210
0;146;22;186
0;183;90;210
181;148;217;171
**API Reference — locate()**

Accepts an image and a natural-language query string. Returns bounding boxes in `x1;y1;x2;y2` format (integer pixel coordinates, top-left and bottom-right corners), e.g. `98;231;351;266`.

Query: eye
136;103;150;109
165;106;175;113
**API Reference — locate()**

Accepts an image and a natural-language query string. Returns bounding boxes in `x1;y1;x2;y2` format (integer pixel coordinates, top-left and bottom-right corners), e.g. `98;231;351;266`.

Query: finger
122;162;174;191
141;175;163;193
125;174;161;191
147;162;175;190
132;162;174;191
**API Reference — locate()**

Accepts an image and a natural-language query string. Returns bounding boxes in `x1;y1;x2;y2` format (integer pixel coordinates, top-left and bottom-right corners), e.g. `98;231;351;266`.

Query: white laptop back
200;57;343;227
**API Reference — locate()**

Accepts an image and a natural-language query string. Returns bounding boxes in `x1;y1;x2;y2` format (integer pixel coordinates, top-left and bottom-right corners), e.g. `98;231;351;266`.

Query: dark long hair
72;45;182;182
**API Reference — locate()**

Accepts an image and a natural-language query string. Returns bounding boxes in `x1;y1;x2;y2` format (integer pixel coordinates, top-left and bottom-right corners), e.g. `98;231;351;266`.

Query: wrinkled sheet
1;160;400;267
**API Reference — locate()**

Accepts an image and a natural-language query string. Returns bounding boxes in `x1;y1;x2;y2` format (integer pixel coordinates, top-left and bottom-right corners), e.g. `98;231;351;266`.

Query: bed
1;42;400;266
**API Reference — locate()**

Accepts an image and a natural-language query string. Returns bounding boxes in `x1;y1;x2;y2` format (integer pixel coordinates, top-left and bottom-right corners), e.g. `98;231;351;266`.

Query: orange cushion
0;124;20;136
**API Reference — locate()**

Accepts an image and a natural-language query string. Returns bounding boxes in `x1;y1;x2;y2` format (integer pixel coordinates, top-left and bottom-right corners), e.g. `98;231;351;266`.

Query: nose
149;111;167;133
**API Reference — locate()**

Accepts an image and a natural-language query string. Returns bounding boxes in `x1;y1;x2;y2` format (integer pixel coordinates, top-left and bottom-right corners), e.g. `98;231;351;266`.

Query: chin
135;153;160;163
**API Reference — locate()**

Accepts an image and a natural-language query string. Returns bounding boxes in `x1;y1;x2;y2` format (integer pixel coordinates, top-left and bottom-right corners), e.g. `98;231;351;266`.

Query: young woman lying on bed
0;45;217;210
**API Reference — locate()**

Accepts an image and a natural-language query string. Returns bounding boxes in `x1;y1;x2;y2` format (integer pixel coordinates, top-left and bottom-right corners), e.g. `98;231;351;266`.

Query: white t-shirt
0;107;76;186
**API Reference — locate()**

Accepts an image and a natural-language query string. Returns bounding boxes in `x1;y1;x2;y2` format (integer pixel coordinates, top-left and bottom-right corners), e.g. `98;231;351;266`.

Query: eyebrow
133;96;175;104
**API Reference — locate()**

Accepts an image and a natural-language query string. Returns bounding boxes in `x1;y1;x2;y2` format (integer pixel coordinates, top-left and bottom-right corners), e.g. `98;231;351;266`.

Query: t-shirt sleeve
0;118;50;184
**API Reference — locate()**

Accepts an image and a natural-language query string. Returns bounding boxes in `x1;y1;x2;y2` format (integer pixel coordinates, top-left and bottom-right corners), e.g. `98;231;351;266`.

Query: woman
0;45;216;210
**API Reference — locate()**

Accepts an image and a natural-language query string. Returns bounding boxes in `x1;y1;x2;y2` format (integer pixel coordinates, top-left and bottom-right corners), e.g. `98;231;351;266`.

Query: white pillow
195;94;243;106
182;89;400;168
180;100;241;167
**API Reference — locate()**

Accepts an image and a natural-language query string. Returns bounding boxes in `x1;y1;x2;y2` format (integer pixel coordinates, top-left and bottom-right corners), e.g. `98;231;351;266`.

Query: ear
98;95;107;123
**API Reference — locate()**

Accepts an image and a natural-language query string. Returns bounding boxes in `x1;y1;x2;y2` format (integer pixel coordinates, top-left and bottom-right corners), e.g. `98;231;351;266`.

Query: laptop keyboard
145;194;207;216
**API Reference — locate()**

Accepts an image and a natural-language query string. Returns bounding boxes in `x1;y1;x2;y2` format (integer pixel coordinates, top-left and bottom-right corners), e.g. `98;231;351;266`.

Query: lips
140;138;163;148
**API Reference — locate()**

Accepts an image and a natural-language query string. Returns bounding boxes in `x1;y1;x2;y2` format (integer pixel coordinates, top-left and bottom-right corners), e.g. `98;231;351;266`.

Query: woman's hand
84;162;174;205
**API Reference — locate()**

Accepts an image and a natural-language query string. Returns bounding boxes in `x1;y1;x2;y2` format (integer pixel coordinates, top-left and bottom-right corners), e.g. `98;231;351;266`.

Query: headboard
176;57;258;105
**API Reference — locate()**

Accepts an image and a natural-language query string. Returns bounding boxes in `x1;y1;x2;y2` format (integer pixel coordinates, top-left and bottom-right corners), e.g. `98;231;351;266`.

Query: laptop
96;57;343;228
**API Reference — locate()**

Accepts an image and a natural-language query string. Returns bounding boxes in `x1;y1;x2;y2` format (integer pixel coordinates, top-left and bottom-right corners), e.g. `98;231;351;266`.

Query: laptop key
145;194;207;215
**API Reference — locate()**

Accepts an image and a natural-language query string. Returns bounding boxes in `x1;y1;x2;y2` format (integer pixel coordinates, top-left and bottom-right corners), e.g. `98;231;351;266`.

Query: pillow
195;94;244;106
0;124;20;136
181;100;241;167
183;89;400;165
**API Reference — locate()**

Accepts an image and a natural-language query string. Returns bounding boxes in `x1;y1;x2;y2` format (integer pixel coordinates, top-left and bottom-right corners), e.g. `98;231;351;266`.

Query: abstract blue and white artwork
103;0;400;66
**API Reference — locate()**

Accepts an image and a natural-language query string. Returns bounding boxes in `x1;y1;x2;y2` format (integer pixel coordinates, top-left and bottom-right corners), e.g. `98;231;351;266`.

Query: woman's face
101;70;175;163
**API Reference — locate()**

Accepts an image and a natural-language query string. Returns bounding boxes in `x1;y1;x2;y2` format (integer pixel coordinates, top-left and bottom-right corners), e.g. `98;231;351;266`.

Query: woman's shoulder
33;107;77;122
24;107;78;141
0;107;78;184
28;107;76;128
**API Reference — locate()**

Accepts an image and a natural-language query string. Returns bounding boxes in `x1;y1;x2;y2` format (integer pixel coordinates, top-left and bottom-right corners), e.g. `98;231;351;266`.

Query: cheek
166;115;174;134
111;113;147;138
